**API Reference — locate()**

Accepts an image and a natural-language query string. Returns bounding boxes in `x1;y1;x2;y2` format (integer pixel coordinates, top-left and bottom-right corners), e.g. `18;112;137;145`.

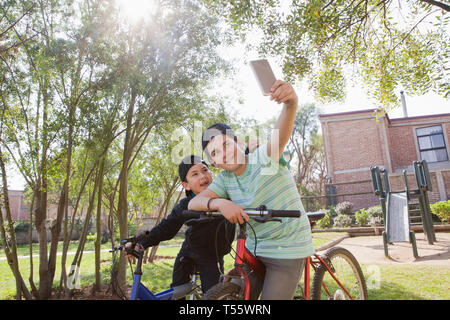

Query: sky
220;51;449;125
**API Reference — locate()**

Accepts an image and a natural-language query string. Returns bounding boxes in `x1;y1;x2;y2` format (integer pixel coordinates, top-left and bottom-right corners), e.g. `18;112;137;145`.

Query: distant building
319;109;450;211
2;190;75;222
4;190;30;221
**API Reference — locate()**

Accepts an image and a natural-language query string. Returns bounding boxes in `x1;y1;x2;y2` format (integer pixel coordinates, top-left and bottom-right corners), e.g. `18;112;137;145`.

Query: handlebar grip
270;210;301;218
182;210;202;219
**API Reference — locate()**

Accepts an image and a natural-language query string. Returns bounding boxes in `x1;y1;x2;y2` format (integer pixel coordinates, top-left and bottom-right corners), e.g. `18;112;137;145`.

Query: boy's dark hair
178;155;208;197
201;123;237;153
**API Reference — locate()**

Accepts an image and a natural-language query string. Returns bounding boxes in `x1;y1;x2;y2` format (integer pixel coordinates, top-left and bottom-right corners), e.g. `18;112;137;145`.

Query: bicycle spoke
311;247;368;300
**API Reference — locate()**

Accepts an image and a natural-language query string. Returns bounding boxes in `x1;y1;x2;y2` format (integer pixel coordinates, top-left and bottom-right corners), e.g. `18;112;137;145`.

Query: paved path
0;244;181;261
316;232;450;265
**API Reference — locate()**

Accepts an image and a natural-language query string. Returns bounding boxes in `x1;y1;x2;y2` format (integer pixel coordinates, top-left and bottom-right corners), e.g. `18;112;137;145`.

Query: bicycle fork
305;255;354;300
225;223;266;300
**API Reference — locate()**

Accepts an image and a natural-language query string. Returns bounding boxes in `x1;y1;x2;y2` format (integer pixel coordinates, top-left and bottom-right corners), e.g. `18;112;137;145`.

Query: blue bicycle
110;234;203;300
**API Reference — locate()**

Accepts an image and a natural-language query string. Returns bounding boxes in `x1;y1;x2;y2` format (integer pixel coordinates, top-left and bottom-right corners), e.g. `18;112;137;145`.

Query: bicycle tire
203;282;242;300
311;246;368;300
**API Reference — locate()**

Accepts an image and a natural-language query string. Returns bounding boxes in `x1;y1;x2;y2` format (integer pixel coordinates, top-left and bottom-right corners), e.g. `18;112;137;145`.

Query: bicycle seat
307;211;325;222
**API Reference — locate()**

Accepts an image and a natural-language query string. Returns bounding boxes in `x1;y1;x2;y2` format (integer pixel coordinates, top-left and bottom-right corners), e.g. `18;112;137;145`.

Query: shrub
86;233;97;242
369;216;383;226
367;205;384;224
316;211;332;229
430;200;450;223
367;205;383;219
333;214;353;227
355;209;370;226
335;201;353;215
327;206;337;219
14;221;31;233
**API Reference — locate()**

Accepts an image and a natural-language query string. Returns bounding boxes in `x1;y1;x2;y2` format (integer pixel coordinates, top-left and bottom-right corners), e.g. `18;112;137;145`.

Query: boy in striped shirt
188;80;314;300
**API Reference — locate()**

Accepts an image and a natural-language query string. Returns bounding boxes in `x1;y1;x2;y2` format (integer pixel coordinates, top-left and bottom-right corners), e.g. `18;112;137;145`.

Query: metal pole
400;90;408;117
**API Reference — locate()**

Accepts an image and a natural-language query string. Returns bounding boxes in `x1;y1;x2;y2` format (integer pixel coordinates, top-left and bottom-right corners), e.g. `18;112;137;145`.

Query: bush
369;216;383;226
367;205;384;224
316;211;332;229
86;233;97;242
335;201;353;215
367;205;383;219
14;221;31;233
430;200;450;223
355;209;370;226
327;206;337;219
333;214;353;227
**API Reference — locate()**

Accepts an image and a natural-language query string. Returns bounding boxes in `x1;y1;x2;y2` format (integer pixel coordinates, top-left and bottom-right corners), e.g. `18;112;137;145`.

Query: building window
416;125;448;163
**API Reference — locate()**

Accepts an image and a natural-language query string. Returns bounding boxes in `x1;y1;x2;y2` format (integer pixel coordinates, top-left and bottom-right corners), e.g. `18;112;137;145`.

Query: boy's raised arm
266;80;298;163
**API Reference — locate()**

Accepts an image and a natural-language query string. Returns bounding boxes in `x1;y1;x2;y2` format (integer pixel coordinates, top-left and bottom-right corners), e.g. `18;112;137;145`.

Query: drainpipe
400;90;408;118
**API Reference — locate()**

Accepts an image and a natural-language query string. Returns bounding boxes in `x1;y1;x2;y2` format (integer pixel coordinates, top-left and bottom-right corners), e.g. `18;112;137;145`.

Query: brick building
319;109;450;211
2;190;75;221
3;190;31;221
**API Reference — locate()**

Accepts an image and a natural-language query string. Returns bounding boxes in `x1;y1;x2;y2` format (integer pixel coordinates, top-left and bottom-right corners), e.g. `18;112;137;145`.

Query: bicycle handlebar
111;231;150;257
182;206;301;223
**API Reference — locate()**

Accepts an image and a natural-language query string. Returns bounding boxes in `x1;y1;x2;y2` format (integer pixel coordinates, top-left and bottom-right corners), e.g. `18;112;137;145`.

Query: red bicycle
183;207;368;300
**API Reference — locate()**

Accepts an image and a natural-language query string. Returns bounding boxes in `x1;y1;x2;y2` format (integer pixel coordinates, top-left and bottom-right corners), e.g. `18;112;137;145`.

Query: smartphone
249;59;277;96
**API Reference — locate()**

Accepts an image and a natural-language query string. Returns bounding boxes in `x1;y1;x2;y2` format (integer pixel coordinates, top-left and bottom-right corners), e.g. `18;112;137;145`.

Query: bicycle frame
223;217;355;300
112;246;200;300
229;223;266;300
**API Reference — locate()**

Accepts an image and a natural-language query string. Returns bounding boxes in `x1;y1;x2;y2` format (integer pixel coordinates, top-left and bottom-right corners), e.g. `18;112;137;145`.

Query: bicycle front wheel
203;282;242;300
311;246;368;300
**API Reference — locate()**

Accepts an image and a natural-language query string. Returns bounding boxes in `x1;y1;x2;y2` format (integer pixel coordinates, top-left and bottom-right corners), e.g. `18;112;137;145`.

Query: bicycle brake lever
252;205;282;223
253;216;282;223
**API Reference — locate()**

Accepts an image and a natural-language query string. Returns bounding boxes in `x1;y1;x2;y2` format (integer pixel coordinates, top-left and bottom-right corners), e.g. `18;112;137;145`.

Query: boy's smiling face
182;163;212;195
206;134;246;173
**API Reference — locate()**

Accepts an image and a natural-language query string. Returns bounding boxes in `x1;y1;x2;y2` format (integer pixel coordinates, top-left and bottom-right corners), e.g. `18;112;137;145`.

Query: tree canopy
204;0;449;112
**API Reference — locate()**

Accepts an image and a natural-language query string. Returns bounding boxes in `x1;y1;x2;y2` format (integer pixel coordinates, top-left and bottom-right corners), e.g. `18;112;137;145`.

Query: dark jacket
138;195;235;260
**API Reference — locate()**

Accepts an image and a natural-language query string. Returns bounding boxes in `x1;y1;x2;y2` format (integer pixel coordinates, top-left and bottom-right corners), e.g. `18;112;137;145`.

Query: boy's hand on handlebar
122;242;144;258
217;200;250;224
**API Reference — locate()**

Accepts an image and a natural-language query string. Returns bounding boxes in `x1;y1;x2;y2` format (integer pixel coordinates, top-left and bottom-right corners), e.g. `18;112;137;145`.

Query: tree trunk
34;185;51;299
0;146;32;300
48;178;68;289
48;103;74;287
94;156;106;293
115;89;137;292
34;76;52;299
67;170;99;294
27;194;39;298
59;157;97;296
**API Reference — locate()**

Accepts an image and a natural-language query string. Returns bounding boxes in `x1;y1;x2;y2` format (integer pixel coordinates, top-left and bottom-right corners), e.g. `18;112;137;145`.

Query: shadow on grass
368;281;427;300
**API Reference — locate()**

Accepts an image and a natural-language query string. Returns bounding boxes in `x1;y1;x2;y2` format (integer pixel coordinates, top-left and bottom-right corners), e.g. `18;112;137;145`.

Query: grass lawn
1;232;449;300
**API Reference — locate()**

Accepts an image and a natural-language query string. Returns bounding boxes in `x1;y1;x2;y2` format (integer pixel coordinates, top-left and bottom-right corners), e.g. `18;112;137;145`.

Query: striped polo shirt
208;143;314;259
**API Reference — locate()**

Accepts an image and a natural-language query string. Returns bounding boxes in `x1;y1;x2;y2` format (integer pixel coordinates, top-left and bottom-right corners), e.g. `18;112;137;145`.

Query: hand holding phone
249;59;276;96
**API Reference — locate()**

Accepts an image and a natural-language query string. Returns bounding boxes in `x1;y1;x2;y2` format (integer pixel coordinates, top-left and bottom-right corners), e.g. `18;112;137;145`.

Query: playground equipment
370;160;436;258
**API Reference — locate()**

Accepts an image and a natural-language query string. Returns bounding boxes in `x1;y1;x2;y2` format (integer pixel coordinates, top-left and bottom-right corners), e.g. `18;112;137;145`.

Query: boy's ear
181;181;190;191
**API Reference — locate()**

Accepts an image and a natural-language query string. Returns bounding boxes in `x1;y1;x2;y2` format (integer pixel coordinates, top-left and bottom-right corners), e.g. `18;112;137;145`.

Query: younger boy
128;155;235;293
